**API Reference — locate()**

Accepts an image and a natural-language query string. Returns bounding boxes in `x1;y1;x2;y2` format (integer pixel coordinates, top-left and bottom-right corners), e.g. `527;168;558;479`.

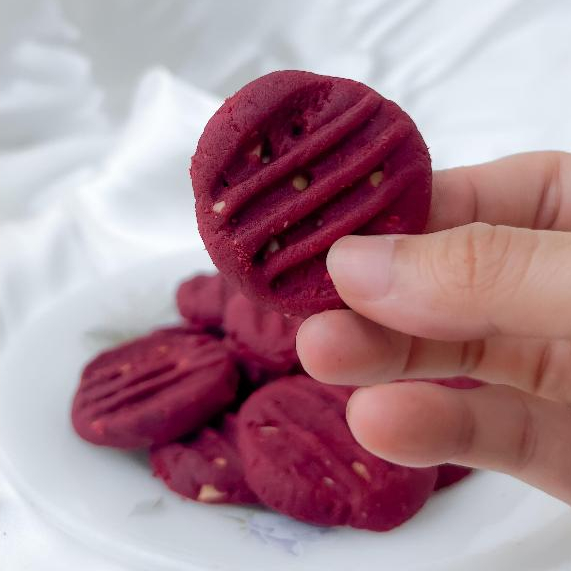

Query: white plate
0;249;570;571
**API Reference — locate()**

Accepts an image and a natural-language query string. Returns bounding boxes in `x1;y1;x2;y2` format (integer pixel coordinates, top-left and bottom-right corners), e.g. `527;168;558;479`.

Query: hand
296;151;571;503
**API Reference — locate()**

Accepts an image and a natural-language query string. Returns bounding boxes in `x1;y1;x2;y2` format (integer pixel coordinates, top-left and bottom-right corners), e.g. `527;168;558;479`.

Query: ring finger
346;381;571;504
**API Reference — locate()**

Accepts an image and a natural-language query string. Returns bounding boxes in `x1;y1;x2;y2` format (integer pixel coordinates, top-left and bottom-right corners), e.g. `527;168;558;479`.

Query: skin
296;151;571;504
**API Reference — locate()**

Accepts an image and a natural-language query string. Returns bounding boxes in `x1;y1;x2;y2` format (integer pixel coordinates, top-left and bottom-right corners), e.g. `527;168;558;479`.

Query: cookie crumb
258;425;279;436
292;175;310;191
352;461;371;481
369;171;384;187
197;484;227;503
267;238;280;254
213;201;226;213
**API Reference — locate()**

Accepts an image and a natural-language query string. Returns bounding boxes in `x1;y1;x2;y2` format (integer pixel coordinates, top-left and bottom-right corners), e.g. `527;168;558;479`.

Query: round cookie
191;70;431;316
176;272;236;334
237;375;437;531
151;414;258;505
72;327;238;449
223;293;302;384
435;464;473;490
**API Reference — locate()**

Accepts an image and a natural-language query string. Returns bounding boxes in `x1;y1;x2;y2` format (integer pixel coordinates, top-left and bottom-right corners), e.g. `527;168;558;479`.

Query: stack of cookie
71;70;476;532
72;272;476;532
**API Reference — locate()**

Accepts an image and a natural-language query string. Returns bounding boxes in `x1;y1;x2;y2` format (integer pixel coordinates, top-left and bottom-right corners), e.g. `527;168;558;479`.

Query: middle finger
296;309;571;402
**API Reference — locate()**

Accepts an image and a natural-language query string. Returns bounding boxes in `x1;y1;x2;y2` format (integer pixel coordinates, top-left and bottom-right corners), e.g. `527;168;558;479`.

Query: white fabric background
1;0;570;569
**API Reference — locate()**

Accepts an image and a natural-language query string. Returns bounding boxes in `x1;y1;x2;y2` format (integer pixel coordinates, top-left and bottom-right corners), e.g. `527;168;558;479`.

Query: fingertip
326;235;395;303
296;313;334;382
347;383;462;467
326;234;357;269
296;310;360;384
325;235;362;297
297;310;406;386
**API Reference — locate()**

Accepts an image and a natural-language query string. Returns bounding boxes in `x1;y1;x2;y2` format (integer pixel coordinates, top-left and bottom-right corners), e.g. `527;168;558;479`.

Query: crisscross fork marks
262;162;424;282
216;93;383;222
236;118;413;256
80;362;177;403
85;356;225;417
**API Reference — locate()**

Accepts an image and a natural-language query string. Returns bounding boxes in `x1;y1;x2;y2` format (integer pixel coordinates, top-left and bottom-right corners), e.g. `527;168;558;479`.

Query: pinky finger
347;382;571;504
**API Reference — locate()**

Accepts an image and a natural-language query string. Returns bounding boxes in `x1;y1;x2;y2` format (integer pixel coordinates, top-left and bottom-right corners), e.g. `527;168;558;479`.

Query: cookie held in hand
72;327;238;449
191;70;431;316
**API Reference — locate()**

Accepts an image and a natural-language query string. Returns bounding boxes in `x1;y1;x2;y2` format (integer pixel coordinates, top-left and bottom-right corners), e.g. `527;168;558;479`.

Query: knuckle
511;393;539;474
432;223;535;306
458;338;486;375
530;340;571;400
447;223;510;294
452;397;477;458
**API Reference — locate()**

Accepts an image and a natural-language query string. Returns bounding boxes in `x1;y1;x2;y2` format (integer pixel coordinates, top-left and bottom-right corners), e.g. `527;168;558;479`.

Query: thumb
327;223;571;340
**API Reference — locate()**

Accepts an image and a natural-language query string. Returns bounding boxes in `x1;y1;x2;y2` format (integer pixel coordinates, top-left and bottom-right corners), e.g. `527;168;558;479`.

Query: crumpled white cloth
1;1;571;569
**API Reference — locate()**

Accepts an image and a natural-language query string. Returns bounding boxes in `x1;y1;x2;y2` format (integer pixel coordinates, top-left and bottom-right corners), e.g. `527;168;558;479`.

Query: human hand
296;151;571;503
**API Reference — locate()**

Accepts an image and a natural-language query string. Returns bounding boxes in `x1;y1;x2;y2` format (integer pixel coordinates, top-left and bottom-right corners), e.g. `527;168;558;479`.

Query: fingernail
327;235;396;300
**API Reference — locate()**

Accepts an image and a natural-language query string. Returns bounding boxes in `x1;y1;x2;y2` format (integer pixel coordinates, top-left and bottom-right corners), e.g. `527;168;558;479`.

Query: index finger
428;151;571;232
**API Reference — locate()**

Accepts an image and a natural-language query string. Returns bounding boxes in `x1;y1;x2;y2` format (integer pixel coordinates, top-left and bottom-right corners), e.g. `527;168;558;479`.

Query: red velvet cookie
237;375;437;531
191;70;431;316
435;464;473;490
72;327;238;449
151;414;258;505
176;272;236;334
223;293;302;383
